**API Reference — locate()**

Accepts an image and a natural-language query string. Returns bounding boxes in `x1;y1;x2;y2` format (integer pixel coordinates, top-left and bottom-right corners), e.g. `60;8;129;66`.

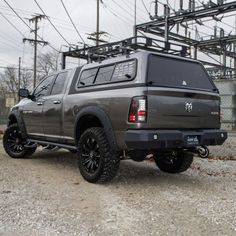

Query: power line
0;5;96;33
1;10;94;40
187;22;232;38
218;19;235;33
33;0;72;47
130;0;151;14
0;36;23;51
170;2;236;34
101;8;127;40
0;12;25;37
110;0;137;21
3;0;59;52
102;5;131;24
119;0;147;22
0;40;25;52
59;0;85;44
0;4;37;16
0;23;32;56
141;0;151;17
0;66;43;72
3;0;33;31
101;2;133;25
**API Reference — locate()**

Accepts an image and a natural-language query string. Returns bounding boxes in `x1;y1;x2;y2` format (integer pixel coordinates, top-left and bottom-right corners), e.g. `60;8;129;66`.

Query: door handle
36;98;45;106
53;100;61;104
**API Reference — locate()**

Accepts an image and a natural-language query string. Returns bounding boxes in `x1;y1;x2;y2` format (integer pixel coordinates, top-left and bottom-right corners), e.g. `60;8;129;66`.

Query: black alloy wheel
81;137;101;174
3;124;37;158
78;127;120;183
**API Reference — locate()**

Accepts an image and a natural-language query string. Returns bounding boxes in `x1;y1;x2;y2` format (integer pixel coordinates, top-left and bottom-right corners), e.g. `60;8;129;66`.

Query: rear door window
147;55;215;91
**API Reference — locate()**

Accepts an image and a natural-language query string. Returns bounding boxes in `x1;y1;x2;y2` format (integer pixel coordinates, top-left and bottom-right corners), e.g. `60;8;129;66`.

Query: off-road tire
78;127;120;183
3;124;37;159
155;151;193;173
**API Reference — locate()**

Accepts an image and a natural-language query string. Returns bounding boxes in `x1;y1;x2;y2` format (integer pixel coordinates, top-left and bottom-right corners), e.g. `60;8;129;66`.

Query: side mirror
18;88;30;98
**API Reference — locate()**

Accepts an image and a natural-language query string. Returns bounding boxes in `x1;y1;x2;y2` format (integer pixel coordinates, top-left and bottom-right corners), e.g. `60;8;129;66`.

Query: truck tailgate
147;88;220;129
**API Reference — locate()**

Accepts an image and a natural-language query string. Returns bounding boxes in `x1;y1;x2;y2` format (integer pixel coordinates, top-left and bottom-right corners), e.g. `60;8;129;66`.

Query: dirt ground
0;141;236;236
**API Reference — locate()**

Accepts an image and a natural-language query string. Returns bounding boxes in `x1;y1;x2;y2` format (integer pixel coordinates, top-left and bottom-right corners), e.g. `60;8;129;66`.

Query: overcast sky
0;0;235;71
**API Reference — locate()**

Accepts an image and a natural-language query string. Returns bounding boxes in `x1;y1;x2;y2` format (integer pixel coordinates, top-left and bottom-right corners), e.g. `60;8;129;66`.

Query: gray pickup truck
3;51;227;183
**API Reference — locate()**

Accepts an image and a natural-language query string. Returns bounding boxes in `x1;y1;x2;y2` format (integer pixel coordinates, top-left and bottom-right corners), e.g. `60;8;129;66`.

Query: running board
27;139;77;151
24;142;38;149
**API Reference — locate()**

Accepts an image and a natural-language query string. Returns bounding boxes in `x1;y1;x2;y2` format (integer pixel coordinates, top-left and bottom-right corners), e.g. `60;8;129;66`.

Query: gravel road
0;141;236;236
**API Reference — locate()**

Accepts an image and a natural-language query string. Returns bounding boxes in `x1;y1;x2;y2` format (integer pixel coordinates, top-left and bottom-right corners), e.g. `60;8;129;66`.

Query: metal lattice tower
135;0;236;79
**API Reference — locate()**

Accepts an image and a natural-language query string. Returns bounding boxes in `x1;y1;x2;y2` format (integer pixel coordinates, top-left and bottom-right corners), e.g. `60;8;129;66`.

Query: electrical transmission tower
61;0;236;80
23;14;48;87
135;0;236;79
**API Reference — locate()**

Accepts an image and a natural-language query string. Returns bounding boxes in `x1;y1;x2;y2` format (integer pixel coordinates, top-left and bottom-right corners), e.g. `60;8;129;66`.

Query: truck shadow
30;150;203;187
30;149;78;168
112;160;203;187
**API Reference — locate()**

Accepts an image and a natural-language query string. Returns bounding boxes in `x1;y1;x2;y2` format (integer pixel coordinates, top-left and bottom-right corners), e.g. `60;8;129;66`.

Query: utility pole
33;16;38;88
154;0;158;18
134;0;137;37
235;15;236;77
88;0;108;45
96;0;99;46
18;57;21;102
180;0;183;11
164;5;170;43
23;14;48;88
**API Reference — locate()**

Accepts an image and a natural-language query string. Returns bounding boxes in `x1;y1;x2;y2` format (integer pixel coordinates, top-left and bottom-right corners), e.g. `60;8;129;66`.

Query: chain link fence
1;81;236;159
0;92;15;131
214;79;236;131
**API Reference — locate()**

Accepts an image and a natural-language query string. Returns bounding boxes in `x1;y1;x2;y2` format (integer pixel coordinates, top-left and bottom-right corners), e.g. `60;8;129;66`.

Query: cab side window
77;68;98;87
94;65;115;84
51;72;68;95
34;75;54;98
111;60;136;82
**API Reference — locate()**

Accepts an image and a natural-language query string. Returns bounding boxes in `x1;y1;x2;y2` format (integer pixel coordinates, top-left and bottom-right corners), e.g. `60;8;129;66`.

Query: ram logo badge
185;102;193;112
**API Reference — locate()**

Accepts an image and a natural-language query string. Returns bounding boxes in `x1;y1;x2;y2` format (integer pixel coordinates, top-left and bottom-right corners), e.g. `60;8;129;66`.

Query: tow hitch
196;145;209;158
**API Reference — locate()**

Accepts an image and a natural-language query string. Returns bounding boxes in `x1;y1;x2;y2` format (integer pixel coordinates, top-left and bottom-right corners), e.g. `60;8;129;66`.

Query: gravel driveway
0;141;236;236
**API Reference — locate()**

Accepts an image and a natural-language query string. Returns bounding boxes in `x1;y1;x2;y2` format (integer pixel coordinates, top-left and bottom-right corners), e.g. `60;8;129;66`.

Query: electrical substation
62;0;236;130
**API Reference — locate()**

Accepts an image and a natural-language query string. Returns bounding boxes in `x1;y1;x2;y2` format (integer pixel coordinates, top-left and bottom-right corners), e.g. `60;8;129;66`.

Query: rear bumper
125;129;227;149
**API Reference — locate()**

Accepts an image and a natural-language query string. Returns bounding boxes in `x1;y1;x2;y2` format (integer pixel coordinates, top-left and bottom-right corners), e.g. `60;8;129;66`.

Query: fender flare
8;110;27;139
74;106;118;151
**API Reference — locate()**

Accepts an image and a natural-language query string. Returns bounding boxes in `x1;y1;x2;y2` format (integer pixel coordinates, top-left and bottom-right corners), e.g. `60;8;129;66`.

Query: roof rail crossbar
61;36;190;69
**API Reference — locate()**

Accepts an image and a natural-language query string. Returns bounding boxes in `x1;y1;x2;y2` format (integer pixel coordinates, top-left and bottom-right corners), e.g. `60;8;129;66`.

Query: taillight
128;96;147;123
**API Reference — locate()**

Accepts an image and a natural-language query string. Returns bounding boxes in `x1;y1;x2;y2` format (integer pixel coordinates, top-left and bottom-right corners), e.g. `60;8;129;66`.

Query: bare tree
0;50;58;99
0;67;33;100
21;69;33;90
0;67;18;101
37;50;58;79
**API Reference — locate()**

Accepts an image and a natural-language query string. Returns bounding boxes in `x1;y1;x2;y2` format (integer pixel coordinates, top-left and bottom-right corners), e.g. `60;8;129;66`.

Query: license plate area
185;135;200;146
